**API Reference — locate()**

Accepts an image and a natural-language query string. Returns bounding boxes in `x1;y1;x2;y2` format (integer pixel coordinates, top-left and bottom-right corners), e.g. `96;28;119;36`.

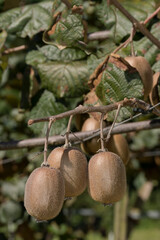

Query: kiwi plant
47;146;88;197
125;56;153;99
24;166;65;221
88;151;126;204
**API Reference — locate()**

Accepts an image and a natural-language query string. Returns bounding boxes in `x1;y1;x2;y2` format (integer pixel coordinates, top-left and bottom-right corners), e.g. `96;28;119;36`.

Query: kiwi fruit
47;146;88;197
106;134;130;165
88;151;126;204
125;56;153;99
81;117;106;155
24;166;65;221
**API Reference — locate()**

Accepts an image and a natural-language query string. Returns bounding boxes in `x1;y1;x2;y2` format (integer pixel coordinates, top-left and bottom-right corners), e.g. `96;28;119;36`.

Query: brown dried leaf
110;53;137;72
88;53;137;90
48;12;62;36
88;55;110;89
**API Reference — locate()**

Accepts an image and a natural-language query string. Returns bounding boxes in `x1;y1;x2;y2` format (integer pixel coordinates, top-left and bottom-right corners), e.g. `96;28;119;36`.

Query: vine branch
110;0;160;49
28;98;160;126
1;119;160;150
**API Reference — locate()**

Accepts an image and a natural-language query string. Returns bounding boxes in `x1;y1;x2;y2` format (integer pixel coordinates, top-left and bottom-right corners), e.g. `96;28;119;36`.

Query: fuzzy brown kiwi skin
24;166;65;221
81;117;106;155
125;56;153;99
47;146;88;197
88;151;126;204
106;134;130;165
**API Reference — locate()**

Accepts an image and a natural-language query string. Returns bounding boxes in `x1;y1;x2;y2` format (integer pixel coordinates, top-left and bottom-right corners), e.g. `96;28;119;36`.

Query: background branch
110;0;160;49
1;119;160;150
3;45;27;55
88;31;112;41
143;6;160;25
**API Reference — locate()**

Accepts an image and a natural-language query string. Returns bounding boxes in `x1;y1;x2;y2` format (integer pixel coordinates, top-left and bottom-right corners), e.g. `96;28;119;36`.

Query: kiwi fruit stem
64;115;73;149
42;118;54;166
105;104;121;143
100;113;106;152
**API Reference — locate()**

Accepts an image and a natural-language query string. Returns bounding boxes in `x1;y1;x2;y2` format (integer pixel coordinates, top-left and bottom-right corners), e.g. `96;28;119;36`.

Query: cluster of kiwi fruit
24;55;155;221
24;113;128;221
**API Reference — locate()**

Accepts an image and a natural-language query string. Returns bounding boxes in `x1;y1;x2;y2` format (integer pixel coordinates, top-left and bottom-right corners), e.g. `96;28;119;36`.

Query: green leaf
96;62;143;121
53;14;84;46
133;23;160;65
96;39;117;58
36;60;89;98
0;30;7;50
152;60;160;73
26;45;87;66
87;54;105;76
0;1;53;38
1;177;26;201
26;46;89;98
0;200;22;223
0;56;9;87
39;45;87;61
26;50;47;67
29;90;68;137
52;0;66;15
96;0;156;43
130;129;160;151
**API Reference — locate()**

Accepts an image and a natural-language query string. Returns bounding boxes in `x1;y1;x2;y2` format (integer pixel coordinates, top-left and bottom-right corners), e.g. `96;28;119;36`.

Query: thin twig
88;30;112;41
64;115;73;148
130;27;136;56
113;37;131;54
100;113;106;152
28;98;160;126
106;104;121;143
3;45;27;55
1;119;160;150
110;0;160;49
143;6;160;25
